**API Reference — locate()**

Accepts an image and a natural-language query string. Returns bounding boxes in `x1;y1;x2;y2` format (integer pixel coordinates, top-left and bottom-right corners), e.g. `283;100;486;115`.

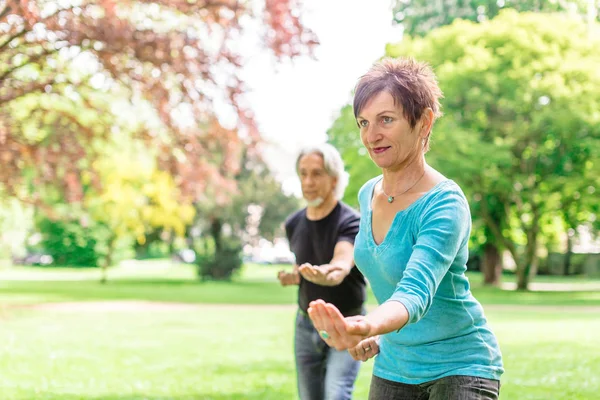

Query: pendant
387;196;394;203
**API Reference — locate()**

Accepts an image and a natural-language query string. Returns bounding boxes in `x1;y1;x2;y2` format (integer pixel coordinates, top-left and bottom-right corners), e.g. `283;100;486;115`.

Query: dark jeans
369;374;500;400
295;310;361;400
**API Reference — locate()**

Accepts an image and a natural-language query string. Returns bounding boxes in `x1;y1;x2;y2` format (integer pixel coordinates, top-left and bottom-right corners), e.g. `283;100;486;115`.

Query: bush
197;238;243;281
37;217;100;267
36;217;134;268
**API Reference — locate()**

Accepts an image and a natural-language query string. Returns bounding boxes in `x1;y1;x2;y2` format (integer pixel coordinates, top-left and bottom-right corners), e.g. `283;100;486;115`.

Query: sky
241;0;403;195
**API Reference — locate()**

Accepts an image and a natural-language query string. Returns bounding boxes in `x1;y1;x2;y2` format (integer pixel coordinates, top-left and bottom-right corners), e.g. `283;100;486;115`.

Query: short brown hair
353;58;443;150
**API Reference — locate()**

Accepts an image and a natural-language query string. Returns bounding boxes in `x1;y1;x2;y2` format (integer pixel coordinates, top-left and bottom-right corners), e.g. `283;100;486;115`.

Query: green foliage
393;0;598;37
197;237;244;281
37;216;101;267
35;213;135;268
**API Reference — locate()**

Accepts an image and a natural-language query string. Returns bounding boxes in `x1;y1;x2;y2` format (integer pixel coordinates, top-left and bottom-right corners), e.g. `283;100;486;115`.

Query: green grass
2;262;600;307
1;307;598;399
1;261;599;399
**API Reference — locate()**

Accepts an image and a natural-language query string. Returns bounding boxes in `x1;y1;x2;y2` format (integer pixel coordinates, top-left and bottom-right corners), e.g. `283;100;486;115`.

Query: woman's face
356;91;429;171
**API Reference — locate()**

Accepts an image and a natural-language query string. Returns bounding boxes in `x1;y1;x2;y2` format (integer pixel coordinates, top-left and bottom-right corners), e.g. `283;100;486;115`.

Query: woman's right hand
349;335;380;362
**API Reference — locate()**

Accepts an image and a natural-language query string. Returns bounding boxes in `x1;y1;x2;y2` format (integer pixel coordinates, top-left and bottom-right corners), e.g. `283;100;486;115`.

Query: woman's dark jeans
369;374;500;400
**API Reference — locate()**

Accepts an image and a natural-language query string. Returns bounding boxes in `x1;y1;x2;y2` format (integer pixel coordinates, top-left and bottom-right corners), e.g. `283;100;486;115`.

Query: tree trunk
516;217;540;290
564;234;573;276
482;242;502;286
134;229;160;259
210;218;223;254
100;235;116;284
100;261;108;284
516;260;529;290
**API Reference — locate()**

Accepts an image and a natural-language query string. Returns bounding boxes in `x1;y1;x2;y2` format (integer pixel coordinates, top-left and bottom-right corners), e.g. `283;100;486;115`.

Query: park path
4;301;600;313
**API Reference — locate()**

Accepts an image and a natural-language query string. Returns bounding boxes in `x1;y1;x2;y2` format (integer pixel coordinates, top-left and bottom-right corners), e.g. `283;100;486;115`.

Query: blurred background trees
1;0;314;280
393;0;599;37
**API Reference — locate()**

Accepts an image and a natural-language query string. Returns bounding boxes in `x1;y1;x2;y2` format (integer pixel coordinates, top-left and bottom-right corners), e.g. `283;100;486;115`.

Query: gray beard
305;197;324;208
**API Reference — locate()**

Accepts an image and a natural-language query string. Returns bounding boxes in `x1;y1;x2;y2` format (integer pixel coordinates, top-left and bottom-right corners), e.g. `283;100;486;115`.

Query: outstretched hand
307;299;374;351
298;263;346;286
277;270;299;286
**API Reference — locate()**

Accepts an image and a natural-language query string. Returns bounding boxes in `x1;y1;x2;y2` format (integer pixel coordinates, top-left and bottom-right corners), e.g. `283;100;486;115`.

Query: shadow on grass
0;279;298;306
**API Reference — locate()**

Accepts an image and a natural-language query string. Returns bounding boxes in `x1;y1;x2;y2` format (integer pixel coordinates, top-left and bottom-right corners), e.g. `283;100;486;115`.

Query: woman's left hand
349;336;380;362
308;299;374;351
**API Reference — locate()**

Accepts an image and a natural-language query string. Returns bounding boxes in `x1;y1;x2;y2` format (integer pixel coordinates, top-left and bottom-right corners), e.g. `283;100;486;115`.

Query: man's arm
278;264;300;286
298;240;355;286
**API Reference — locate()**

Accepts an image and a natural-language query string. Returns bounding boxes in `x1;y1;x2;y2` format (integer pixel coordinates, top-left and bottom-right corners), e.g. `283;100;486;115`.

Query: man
278;143;366;400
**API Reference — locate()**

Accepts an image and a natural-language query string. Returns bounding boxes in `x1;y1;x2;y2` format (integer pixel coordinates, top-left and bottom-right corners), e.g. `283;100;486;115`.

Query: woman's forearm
365;300;410;336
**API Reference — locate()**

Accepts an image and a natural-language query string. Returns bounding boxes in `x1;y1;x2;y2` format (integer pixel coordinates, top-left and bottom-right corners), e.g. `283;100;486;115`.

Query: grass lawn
2;261;600;307
1;261;599;399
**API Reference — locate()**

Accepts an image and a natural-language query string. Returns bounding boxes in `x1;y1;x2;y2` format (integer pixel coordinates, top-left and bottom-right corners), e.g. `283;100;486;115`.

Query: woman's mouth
372;146;390;154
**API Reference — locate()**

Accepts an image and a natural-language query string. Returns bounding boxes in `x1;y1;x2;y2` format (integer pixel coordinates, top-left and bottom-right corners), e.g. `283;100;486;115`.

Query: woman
308;58;504;399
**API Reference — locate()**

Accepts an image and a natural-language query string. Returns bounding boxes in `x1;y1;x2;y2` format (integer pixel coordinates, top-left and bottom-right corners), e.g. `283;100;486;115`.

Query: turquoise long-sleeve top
354;177;504;384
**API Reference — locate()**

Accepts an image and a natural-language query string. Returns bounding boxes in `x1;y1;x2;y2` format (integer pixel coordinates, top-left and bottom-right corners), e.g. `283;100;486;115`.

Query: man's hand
298;263;345;286
277;269;300;286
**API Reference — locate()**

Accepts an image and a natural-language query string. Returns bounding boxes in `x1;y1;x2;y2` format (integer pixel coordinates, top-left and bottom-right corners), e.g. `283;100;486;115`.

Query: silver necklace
381;170;426;204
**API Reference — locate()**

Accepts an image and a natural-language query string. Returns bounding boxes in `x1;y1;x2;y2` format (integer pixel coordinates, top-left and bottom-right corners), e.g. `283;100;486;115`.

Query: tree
85;139;196;282
393;0;598;36
385;11;600;289
557;165;600;274
0;0;317;209
194;147;299;280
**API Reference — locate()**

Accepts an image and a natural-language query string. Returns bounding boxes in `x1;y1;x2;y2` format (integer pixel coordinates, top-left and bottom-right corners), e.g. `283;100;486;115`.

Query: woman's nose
364;125;380;144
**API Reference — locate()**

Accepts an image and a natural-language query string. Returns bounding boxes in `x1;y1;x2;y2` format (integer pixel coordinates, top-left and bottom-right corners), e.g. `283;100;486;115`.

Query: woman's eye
358;120;368;128
382;116;393;124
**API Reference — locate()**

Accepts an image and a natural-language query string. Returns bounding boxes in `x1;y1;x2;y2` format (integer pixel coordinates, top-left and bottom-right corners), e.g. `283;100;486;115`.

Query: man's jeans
369;374;500;400
295;310;361;400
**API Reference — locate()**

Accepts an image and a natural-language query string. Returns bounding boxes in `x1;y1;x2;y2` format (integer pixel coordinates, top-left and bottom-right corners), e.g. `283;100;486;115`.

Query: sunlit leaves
393;0;598;37
87;140;195;246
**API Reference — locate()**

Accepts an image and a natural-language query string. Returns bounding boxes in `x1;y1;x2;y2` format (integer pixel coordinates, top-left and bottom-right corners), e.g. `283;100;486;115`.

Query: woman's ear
420;108;435;139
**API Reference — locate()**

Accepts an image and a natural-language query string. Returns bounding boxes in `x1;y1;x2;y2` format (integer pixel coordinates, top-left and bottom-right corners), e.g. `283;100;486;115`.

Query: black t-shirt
285;202;366;316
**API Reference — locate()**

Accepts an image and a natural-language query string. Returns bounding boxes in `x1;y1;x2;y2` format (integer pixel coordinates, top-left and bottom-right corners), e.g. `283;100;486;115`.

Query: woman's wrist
364;316;379;338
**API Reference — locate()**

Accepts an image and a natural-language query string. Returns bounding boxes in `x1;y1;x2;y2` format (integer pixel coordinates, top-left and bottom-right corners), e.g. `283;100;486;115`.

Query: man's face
298;153;337;207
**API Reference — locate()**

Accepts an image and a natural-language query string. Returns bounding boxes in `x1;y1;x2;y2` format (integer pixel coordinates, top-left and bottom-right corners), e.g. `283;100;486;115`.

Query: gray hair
295;143;349;200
